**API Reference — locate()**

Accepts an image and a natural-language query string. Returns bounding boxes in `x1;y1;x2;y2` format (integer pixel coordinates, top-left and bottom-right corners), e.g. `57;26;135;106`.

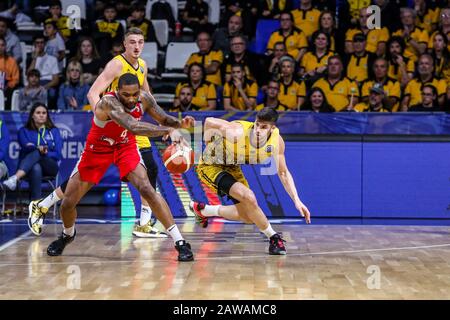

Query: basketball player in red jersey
46;73;195;261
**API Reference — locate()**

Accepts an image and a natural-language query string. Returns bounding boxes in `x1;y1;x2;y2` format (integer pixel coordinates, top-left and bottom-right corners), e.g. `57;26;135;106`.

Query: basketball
162;143;194;174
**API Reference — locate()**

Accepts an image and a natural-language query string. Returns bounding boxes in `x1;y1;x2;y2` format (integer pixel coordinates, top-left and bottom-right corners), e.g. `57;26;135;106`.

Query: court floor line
1;242;450;267
0;230;32;252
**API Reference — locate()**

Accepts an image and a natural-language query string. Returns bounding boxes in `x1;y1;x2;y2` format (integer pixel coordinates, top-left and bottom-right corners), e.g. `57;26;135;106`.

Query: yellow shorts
196;163;249;197
136;135;151;149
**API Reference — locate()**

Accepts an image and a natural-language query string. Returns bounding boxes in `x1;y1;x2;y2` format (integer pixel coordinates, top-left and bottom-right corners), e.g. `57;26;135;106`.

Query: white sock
201;204;220;217
139;205;152;226
167;224;183;244
40;190;61;209
8;175;17;183
262;224;277;239
63;225;75;237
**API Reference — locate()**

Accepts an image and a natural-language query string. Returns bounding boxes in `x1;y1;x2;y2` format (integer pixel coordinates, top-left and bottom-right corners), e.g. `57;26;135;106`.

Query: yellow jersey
354;102;390;112
200;120;279;166
223;80;258;110
345;27;390;54
46;17;71;38
175;81;217;110
312;77;360;112
278;79;306;110
387;57;415;83
346;53;376;83
300;51;334;73
291;7;321;38
185;50;224;86
415;8;440;34
361;78;401;111
266;28;308;59
404;77;448;107
392;27;429;61
106;54;150;149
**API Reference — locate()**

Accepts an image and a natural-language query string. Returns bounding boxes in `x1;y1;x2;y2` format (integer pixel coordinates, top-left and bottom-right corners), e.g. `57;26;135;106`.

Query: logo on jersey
266;145;273;153
101;136;116;146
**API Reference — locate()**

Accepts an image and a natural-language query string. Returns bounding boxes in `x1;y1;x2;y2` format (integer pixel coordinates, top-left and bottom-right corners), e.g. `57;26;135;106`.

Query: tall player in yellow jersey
190;108;311;255
27;28;188;238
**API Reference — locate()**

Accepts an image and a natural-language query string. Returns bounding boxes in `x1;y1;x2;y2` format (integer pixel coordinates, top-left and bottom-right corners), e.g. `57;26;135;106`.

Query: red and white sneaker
189;201;208;228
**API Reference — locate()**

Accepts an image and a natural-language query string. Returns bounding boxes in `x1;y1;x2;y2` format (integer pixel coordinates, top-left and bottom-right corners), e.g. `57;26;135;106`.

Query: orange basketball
162;143;195;174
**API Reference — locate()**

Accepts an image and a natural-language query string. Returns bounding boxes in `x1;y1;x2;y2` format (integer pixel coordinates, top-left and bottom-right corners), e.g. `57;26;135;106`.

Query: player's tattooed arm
141;91;182;127
99;95;173;137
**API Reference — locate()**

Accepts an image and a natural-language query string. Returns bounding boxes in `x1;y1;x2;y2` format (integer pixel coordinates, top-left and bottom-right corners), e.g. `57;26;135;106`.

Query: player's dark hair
118;73;140;88
256;107;279;124
26;103;56;130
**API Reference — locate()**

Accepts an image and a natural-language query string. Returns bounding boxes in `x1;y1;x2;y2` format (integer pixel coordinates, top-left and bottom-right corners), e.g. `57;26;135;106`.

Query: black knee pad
215;172;239;204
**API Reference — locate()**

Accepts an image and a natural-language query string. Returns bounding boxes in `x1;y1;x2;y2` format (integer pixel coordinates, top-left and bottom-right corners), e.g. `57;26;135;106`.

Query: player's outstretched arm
276;136;311;224
98;95;173;137
140;91;194;129
87;59;123;107
204;117;244;141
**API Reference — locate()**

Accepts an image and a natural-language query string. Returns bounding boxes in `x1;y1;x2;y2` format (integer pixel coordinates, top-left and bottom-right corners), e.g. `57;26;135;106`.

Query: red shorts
71;142;144;184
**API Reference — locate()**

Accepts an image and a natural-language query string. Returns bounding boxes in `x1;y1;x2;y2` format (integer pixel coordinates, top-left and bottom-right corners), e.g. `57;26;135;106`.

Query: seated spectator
43;20;65;71
3;103;62;202
261;0;293;19
312;55;360;111
409;84;442;111
302;87;335;112
46;0;71;41
344;33;377;86
182;0;213;36
115;0;131;20
386;36;415;88
150;0;176;30
101;41;124;68
428;8;450;53
430;31;450;86
319;10;343;55
57;61;90;110
73;37;103;85
255;80;288;111
338;0;371;31
0;17;22;64
345;7;390;57
401;53;447;110
299;30;333;81
361;58;401;111
393;8;429;62
267;41;290;80
170;86;201;111
18;69;48;112
185;32;223;87
212;15;244;57
174;63;216;111
266;12;308;63
0;36;19;107
223;63;257;111
223;0;258;39
278;56;305;110
354;83;391;112
291;0;322;39
414;0;440;34
93;3;124;60
0;114;10;180
126;2;157;42
27;35;60;109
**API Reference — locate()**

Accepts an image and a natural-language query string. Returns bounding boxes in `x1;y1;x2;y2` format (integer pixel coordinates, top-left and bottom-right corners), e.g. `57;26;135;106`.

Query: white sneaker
3;176;17;191
132;222;168;238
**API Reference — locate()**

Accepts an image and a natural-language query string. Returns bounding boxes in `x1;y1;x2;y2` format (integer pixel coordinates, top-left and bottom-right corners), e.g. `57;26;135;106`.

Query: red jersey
86;91;144;150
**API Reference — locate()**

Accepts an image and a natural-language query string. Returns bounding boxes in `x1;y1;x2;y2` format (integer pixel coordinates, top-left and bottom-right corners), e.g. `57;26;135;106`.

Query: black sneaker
175;240;194;261
269;233;287;255
47;230;76;256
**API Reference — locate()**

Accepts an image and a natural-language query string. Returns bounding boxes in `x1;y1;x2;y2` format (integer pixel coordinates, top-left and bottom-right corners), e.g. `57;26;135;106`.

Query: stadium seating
161;42;198;79
247;19;280;54
151;19;169;47
141;42;158;72
61;0;87;20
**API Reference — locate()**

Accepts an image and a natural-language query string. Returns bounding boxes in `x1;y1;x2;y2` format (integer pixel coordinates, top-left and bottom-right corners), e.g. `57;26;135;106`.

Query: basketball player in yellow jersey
190;108;311;255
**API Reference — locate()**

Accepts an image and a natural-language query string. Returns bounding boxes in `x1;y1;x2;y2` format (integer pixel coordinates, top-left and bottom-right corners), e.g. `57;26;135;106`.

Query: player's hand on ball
181;116;195;129
296;201;311;224
168;129;189;147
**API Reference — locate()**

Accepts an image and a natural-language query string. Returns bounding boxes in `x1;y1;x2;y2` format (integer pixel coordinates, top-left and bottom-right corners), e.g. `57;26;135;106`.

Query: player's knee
60;198;76;211
242;190;258;208
137;182;157;203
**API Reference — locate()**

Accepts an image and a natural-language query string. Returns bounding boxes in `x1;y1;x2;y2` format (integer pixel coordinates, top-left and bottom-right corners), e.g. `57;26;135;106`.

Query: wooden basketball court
1;218;450;300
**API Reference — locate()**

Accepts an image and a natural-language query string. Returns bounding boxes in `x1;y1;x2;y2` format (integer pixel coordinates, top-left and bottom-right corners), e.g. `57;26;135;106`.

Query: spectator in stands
361;58;402;112
182;0;213;36
27;35;60;109
255;80;288;111
414;0;440;34
354;83;390;112
429;31;450;86
223;0;259;39
185;32;223;87
318;10;343;55
174;63;216;111
393;8;429;62
0;114;10;181
312;55;360;112
150;0;176;30
0;36;19;107
261;0;293;19
291;0;321;39
126;2;157;42
345;7;390;57
386;36;415;88
57;61;90;110
223;63;257;111
374;0;402;33
100;41;124;68
267;41;290;80
212;15;243;57
3;103;62;202
313;0;336;13
0;17;22;64
46;0;70;41
278;56;305;110
18;69;48;112
337;0;371;32
170;86;199;111
266;12;308;63
93;3;124;60
429;8;450;53
73;37;103;85
401;53;447;110
43;20;66;71
299;31;333;81
409;84;442;111
115;0;131;20
345;33;377;86
302;87;335;112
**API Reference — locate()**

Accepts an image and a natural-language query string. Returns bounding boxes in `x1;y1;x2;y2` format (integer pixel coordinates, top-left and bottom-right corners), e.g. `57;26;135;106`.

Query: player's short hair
125;27;144;39
256;107;279;124
118;73;140;88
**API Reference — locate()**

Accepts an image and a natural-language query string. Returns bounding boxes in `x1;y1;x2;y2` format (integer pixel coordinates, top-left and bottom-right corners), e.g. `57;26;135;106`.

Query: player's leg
126;164;194;261
47;173;94;256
